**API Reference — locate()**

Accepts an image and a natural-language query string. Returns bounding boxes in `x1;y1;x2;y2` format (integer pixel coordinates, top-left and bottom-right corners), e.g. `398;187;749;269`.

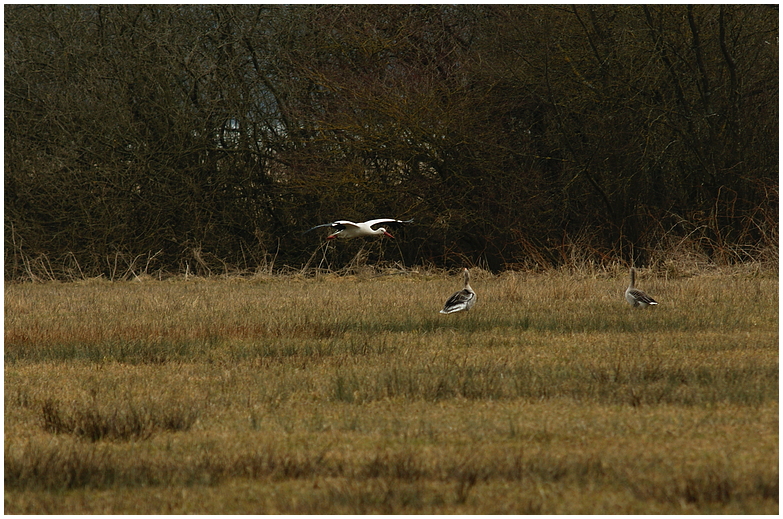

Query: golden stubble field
4;265;779;513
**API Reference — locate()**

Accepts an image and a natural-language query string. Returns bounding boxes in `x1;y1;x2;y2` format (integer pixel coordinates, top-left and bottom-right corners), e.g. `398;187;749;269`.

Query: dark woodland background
5;5;778;279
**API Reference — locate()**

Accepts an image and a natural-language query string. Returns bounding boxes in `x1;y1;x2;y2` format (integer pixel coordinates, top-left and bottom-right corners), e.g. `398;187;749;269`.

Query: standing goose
440;268;476;314
625;267;658;308
303;218;413;240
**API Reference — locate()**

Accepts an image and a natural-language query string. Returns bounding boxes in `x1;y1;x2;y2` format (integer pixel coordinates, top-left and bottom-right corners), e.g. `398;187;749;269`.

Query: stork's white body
304;218;413;240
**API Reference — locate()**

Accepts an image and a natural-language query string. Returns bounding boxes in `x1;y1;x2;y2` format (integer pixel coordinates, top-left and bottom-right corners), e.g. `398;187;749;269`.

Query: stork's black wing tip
302;222;331;235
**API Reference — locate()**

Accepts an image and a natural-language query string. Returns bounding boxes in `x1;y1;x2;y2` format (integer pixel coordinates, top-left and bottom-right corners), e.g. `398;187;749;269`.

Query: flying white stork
303;218;413;240
625;267;658;308
440;268;476;314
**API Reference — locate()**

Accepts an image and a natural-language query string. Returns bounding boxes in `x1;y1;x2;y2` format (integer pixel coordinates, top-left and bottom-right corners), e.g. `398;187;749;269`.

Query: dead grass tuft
40;397;199;442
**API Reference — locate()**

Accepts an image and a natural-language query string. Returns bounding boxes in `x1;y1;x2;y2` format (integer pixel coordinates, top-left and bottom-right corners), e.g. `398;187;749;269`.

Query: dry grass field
4;264;778;514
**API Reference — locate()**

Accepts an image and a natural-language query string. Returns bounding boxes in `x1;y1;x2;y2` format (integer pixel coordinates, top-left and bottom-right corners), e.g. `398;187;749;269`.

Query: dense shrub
5;6;778;278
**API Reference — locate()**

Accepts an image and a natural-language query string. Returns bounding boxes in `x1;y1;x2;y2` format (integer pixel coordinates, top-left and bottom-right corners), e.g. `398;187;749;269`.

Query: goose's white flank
625;267;658;308
303;218;413;240
440;268;476;314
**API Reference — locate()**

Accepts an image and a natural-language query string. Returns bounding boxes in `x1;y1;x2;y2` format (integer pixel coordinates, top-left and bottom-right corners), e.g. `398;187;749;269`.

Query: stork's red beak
383;231;394;238
326;234;337;240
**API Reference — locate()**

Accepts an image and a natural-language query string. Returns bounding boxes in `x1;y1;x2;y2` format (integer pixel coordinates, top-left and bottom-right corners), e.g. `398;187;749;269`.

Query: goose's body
303;218;413;240
440;268;476;314
625;267;658;308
